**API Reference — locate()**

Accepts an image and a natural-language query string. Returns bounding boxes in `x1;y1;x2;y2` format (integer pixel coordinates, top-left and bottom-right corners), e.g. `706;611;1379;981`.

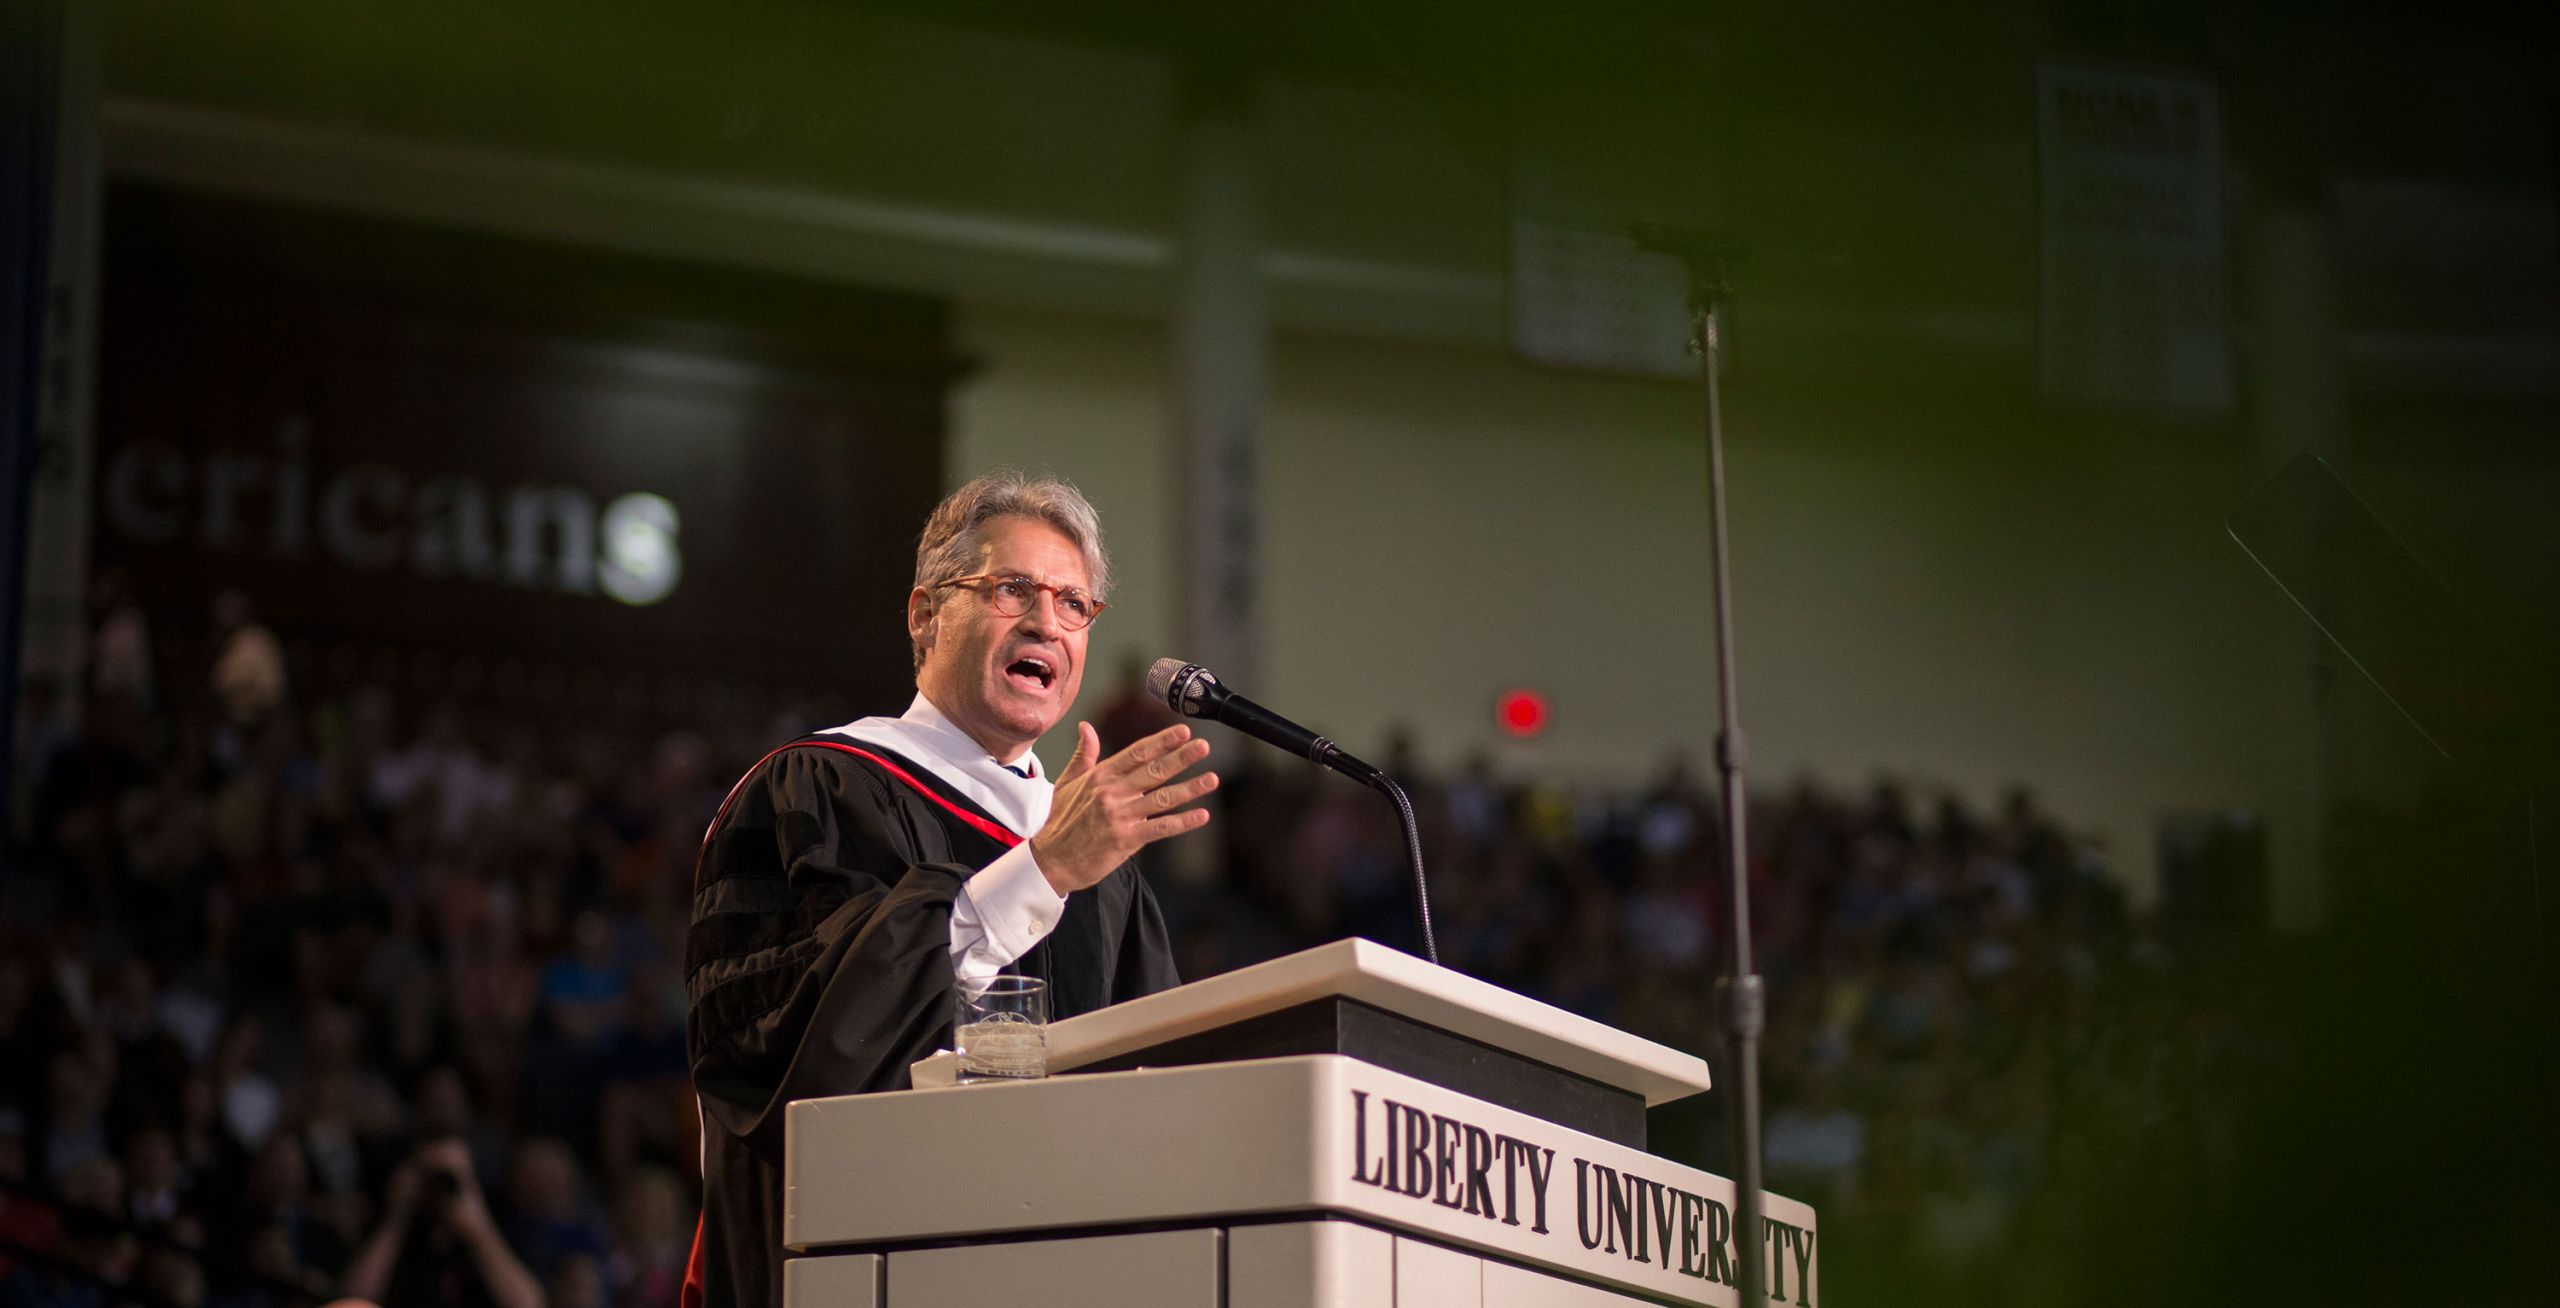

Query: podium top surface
919;938;1713;1105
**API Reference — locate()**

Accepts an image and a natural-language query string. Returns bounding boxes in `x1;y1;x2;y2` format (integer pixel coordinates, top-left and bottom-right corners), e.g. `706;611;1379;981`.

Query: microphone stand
1635;226;1767;1307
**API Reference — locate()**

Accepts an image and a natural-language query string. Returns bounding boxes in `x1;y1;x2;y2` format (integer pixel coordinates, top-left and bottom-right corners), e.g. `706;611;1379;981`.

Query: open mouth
1004;655;1056;692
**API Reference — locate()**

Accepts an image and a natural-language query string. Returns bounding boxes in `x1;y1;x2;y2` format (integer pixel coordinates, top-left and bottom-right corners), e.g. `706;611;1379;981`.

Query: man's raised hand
1031;722;1216;895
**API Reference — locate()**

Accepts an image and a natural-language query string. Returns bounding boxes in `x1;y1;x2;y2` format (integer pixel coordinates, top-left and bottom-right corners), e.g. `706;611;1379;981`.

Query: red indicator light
1495;688;1549;737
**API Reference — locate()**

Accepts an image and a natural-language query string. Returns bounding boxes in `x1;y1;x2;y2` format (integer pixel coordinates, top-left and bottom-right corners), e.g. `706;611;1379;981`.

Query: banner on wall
96;186;954;719
2036;62;2233;412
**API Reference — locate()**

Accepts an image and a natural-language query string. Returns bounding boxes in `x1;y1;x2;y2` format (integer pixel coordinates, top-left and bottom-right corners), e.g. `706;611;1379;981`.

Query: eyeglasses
935;573;1106;631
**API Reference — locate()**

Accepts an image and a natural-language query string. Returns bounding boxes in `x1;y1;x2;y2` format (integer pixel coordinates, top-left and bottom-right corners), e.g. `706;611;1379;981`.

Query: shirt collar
815;693;1051;836
902;694;1041;779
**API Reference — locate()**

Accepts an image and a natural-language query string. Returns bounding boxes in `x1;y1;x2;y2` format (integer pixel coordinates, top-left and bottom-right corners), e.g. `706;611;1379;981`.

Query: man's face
910;515;1091;762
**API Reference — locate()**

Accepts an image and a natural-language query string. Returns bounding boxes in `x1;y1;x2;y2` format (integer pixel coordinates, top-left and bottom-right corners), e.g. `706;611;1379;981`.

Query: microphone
1145;657;1437;964
1145;658;1382;786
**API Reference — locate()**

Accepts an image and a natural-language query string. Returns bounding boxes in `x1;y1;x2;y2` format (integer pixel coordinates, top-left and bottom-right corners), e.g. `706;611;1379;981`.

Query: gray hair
911;472;1110;669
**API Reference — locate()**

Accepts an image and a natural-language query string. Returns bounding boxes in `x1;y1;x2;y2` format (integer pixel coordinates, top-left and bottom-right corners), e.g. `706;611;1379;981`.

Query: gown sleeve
1116;866;1183;1002
684;748;972;1159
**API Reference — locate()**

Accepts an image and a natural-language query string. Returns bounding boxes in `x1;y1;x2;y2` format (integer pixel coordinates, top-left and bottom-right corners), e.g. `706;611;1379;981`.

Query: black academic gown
682;737;1180;1308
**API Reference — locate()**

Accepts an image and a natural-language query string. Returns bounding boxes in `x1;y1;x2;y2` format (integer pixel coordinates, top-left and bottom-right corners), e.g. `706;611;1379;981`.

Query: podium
782;940;1820;1307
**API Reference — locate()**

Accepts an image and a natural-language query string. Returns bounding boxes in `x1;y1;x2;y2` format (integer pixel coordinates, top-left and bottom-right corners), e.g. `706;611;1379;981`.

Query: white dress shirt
818;695;1068;984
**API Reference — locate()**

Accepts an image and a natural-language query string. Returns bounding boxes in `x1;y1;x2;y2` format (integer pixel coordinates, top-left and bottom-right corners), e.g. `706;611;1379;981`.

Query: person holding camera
340;1139;540;1308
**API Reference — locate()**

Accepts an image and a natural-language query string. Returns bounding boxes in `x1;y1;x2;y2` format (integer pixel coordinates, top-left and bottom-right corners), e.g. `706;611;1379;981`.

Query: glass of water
954;974;1047;1083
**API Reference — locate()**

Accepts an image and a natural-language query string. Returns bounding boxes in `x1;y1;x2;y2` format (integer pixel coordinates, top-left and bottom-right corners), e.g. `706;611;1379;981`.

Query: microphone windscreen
1144;657;1190;708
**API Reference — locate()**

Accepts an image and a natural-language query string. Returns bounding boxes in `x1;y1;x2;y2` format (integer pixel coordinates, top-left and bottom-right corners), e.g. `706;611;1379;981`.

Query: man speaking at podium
682;473;1218;1308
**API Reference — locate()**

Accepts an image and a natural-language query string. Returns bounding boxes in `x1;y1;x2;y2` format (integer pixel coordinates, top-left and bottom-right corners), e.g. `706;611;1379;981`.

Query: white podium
782;940;1820;1307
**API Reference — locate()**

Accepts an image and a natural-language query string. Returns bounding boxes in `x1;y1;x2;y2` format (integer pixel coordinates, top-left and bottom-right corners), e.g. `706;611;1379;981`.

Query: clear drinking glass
954;974;1047;1083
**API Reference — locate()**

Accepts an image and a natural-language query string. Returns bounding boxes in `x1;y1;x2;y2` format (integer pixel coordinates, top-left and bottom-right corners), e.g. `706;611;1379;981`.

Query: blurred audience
2;591;2274;1306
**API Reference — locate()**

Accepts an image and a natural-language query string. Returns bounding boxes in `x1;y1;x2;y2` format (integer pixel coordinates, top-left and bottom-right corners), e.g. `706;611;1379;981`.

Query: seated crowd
2;623;2248;1307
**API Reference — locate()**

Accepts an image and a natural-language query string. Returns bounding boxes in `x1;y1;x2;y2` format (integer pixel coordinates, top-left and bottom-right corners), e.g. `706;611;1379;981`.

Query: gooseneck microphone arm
1146;658;1439;964
1374;776;1438;965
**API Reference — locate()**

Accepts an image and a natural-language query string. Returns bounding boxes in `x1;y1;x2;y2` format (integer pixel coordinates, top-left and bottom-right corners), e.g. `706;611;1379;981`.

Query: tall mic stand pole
1638;227;1767;1306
